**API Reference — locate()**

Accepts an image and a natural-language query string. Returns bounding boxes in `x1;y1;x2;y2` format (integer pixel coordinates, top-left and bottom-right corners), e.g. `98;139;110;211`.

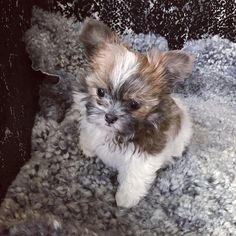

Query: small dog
73;19;193;208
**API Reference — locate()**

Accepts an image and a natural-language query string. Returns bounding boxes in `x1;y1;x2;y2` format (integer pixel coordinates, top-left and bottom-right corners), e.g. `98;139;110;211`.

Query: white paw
81;146;95;157
79;135;96;157
115;188;142;208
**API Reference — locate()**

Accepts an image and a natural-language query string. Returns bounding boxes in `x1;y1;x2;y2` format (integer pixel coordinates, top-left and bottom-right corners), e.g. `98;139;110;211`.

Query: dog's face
77;19;193;141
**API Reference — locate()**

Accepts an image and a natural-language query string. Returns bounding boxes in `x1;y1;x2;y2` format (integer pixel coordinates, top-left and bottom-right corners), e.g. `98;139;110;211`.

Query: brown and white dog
73;19;193;208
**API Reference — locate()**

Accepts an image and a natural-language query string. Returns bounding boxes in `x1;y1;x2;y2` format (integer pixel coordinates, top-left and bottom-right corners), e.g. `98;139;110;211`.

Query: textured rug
0;8;236;236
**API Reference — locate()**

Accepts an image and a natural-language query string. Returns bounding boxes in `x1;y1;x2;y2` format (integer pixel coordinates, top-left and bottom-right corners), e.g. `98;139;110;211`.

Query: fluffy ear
79;18;119;58
162;50;194;80
148;49;194;82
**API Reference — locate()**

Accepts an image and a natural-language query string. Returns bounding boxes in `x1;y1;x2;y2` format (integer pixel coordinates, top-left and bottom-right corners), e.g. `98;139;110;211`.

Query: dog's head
75;18;193;141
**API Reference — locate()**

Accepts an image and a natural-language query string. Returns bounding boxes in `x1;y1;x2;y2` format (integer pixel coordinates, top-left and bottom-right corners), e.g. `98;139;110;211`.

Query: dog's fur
73;19;193;208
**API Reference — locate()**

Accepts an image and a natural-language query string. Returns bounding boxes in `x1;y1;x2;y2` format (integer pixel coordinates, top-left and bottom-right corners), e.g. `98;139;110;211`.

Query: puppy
73;19;193;208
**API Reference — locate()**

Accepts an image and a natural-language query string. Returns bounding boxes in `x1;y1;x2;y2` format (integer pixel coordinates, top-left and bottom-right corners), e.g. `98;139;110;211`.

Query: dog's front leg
79;123;96;158
115;156;162;208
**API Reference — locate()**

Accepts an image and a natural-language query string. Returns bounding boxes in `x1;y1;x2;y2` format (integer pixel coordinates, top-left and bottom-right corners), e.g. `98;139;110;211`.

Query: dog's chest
80;119;134;168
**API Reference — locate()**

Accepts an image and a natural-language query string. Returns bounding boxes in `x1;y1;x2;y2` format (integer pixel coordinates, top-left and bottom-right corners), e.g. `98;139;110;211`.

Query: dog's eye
129;100;140;110
97;88;105;98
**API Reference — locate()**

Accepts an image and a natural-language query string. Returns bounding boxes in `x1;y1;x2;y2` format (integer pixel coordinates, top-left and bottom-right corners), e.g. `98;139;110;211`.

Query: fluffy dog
73;19;193;208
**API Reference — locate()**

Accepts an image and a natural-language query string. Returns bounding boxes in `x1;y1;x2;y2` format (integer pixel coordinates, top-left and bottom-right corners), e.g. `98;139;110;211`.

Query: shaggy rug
0;8;236;236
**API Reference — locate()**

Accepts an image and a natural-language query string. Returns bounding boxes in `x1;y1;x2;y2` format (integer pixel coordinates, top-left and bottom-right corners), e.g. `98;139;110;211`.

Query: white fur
110;46;138;89
77;95;192;208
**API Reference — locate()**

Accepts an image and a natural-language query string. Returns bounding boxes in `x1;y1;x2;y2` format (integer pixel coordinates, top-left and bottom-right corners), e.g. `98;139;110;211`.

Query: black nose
105;113;118;124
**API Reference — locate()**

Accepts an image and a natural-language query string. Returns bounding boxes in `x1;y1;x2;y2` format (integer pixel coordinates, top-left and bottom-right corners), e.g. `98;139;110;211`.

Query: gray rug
0;8;236;236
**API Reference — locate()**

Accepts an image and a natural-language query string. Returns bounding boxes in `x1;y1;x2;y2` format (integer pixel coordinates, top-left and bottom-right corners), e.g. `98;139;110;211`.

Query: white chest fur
79;117;137;168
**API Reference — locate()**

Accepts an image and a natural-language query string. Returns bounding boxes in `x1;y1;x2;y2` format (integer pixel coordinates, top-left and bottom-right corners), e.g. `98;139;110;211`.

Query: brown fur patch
137;53;168;96
131;97;182;155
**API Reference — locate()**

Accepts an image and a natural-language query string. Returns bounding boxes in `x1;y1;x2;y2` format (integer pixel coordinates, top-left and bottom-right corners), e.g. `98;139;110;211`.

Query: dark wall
0;0;54;202
0;0;235;201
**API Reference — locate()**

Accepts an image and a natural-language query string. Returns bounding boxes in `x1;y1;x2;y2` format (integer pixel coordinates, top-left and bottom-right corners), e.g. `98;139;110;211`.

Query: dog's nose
105;113;118;124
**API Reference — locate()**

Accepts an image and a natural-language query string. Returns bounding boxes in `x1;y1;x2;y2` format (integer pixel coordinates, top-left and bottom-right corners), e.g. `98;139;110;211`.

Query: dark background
0;0;235;202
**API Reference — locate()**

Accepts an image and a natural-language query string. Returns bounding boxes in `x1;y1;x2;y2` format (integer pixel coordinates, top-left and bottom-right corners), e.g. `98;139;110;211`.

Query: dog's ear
148;48;194;84
162;50;194;81
79;18;119;58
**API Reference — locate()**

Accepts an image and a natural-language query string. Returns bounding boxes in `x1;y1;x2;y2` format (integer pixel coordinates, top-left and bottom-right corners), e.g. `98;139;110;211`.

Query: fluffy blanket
0;8;235;236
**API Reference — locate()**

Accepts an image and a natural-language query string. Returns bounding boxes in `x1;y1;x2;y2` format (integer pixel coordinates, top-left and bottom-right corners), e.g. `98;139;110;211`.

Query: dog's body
73;19;193;208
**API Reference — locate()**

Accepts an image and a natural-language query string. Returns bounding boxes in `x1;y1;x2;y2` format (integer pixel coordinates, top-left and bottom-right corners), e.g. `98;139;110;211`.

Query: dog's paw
79;139;95;157
115;188;141;208
81;146;95;157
